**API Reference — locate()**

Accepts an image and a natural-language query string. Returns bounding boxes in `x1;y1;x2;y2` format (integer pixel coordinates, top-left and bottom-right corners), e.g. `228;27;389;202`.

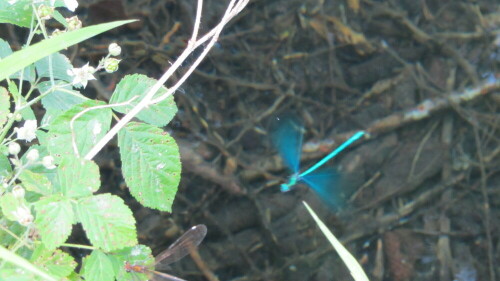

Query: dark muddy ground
8;0;500;280
80;0;500;280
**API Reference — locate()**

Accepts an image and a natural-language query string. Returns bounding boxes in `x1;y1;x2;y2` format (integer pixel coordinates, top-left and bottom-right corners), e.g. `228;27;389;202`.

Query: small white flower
8;142;21;155
64;0;78;12
50;0;78;12
67;63;96;88
11;205;33;226
26;149;39;163
42;156;56;169
8;0;18;5
12;186;25;199
108;43;121;56
16;120;37;142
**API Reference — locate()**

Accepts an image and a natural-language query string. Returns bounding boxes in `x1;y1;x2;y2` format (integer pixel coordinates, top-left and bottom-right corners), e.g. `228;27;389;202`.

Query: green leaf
111;245;152;281
110;74;178;127
0;193;27;222
18;169;53;195
0;38;13;57
33;195;75;250
118;122;181;211
0;86;9;128
34;53;73;82
0;153;12;179
0;193;17;221
75;194;137;252
9;83;36;120
0;39;35;83
39;81;88;112
81;250;115;281
54;156;100;197
31;244;77;279
0;0;32;28
0;20;135;82
47;100;112;161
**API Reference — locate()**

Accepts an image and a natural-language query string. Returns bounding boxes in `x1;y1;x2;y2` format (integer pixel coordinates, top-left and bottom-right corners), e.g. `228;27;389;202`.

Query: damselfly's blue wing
301;168;346;209
271;117;304;173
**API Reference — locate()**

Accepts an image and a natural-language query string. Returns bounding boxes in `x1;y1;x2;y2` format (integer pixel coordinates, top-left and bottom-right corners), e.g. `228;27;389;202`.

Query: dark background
6;0;500;280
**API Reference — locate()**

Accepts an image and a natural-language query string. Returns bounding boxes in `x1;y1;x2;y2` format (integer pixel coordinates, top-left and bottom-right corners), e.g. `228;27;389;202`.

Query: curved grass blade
270;117;303;173
0;20;135;81
303;201;369;281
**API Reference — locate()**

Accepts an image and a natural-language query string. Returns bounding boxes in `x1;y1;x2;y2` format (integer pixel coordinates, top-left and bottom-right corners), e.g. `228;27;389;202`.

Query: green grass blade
302;201;369;281
0;20;135;82
0;245;57;281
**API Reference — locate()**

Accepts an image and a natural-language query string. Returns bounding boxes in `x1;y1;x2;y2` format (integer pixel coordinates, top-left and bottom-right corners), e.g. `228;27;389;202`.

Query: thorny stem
84;0;249;161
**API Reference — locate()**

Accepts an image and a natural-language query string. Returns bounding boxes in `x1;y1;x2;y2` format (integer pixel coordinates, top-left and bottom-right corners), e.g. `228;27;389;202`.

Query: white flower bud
16;120;37;142
42;156;56;169
108;43;121;56
38;4;55;20
103;58;121;73
11;205;33;226
63;0;78;12
8;142;21;155
66;16;82;31
26;149;39;162
12;185;25;199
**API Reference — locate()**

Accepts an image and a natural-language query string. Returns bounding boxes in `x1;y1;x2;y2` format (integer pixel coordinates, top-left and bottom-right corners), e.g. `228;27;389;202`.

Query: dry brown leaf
309;17;328;40
348;0;360;14
324;16;374;53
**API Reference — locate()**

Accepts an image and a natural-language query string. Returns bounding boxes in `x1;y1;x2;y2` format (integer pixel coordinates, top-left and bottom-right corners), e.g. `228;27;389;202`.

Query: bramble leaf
109;74;177;127
47;100;112;162
33;195;75;250
54;156;100;198
81;250;115;281
19;170;53;195
31;244;77;279
118;122;181;212
75;194;137;252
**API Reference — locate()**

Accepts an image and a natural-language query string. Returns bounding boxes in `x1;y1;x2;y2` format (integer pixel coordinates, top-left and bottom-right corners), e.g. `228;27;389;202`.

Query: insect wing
154;225;207;269
271;117;304;173
150;270;187;281
301;168;346;208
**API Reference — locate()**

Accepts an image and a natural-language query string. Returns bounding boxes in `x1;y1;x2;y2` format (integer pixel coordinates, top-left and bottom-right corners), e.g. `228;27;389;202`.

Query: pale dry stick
407;121;439;180
84;0;249;161
69;96;138;157
150;0;249;104
473;127;495;281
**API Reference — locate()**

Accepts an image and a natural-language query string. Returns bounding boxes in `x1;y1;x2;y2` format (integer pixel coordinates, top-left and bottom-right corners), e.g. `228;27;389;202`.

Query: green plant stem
61;243;96;251
0;116;16;144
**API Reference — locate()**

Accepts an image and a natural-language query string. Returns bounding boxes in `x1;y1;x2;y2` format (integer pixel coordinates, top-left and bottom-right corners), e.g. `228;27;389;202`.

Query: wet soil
80;0;500;280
